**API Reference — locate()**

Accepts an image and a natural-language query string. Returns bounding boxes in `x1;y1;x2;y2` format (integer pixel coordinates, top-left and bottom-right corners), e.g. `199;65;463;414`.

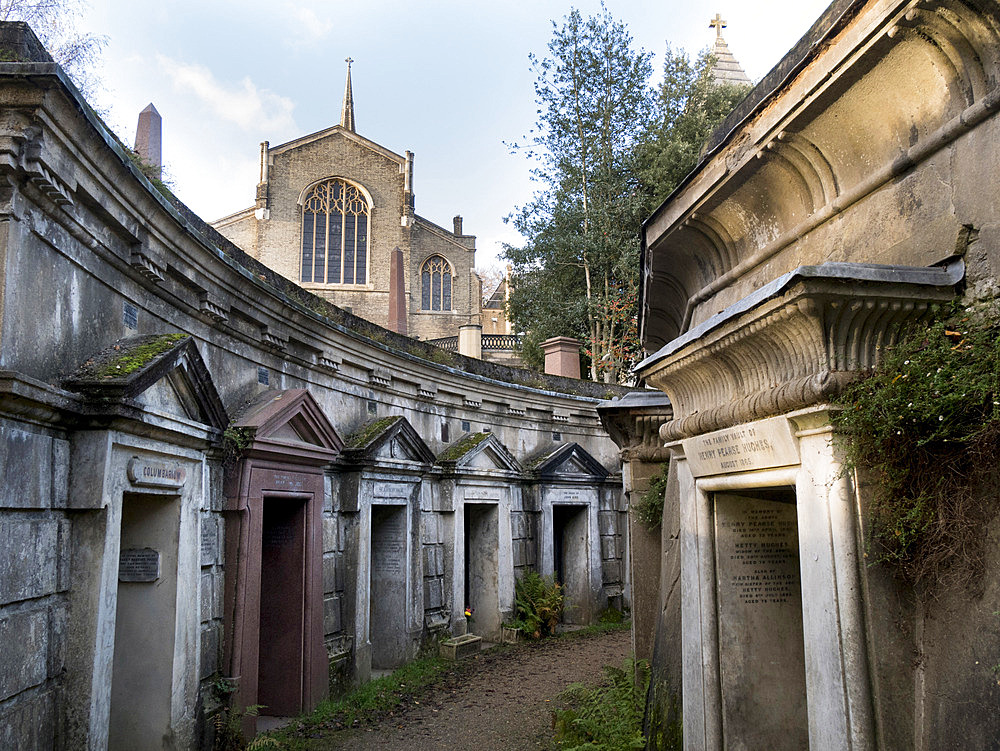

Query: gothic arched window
421;256;452;311
301;179;370;285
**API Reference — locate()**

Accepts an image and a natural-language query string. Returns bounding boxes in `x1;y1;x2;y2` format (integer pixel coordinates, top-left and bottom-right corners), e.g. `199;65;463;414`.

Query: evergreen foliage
504;9;751;382
833;304;1000;589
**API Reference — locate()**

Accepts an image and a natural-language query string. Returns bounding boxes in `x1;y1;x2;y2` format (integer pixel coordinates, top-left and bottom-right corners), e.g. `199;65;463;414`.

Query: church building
212;61;481;341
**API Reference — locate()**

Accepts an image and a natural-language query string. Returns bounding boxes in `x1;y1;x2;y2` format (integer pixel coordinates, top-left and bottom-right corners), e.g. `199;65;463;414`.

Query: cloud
156;54;296;133
280;2;334;42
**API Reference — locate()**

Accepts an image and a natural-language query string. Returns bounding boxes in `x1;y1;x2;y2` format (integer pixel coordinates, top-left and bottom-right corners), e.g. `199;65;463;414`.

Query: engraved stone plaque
127;458;187;488
714;493;807;750
683;416;799;477
119;547;161;582
372;511;405;577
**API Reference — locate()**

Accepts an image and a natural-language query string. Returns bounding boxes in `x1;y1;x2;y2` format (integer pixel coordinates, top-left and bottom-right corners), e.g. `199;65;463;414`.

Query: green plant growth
833;304;1000;588
553;658;649;750
262;653;456;749
89;332;188;379
632;463;669;531
213;703;283;751
513;571;564;639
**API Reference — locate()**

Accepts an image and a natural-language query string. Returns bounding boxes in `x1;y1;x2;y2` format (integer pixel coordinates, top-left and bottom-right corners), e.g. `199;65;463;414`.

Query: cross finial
710;13;726;38
345;57;353;68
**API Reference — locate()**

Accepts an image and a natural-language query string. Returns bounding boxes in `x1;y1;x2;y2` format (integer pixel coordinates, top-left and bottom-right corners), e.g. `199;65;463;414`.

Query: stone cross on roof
710;13;727;38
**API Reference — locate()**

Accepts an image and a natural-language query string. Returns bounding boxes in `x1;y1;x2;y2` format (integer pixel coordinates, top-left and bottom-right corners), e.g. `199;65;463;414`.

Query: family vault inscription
714;493;808;751
683;416;799;477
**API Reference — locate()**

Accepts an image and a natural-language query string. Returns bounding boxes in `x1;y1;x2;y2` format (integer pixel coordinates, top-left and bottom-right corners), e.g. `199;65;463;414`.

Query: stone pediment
531;442;608;481
637;261;962;440
341;415;434;466
63;333;227;430
437;432;521;474
233;389;342;464
268;125;405;166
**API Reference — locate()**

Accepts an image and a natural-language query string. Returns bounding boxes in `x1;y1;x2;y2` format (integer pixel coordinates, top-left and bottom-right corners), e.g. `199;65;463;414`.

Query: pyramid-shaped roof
437;432;521;474
529;442;608;481
63;333;227;430
340;415;435;466
233;388;342;464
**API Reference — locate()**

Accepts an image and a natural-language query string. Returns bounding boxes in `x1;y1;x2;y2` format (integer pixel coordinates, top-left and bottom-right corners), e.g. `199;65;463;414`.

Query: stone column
541;336;581;379
458;324;481;358
790;409;876;751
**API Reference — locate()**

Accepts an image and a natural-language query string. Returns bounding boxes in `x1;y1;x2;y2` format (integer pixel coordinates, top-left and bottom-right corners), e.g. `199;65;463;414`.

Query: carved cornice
638;262;961;440
597;391;673;462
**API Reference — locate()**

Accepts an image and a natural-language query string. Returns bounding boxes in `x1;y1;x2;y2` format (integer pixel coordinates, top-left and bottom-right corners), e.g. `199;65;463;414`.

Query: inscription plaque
714;493;807;750
127;458;187;488
119;547;160;582
683;416;799;477
372;511;405;577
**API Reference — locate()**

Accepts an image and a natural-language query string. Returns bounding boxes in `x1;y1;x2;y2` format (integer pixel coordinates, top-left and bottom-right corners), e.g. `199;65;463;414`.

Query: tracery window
301;179;370;285
421;256;453;311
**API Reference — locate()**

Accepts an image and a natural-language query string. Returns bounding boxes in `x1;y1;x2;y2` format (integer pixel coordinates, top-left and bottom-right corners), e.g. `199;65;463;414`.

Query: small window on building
301;178;370;285
420;255;453;311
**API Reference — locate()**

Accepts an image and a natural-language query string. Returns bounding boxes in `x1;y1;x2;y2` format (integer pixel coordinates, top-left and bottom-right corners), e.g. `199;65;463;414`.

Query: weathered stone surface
0;610;48;701
199;624;219;680
0;520;59;603
598;511;616;537
323;595;342;635
322;553;337;594
0;427;54;509
0;688;55;751
423;578;444;610
200;515;218;565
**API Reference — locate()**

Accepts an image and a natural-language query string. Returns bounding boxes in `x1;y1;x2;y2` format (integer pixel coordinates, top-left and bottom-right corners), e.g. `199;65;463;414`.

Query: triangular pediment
63;334;228;430
441;433;521;474
234;389;343;461
340;415;434;466
269;125;405;166
531;442;608;480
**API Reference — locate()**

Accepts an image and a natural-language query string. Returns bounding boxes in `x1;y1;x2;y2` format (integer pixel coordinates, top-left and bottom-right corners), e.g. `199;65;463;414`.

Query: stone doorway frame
223;390;342;728
670;407;875;751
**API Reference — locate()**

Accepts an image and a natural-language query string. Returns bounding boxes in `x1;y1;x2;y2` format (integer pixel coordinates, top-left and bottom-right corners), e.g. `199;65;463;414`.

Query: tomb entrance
463;503;500;637
370;504;409;669
108;493;181;751
713;489;807;751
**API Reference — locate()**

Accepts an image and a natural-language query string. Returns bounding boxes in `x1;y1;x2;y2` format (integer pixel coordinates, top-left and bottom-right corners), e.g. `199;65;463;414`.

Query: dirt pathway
306;628;630;750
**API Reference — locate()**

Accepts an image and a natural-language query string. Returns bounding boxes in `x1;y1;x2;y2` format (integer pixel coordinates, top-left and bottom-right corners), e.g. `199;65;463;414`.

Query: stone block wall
420;511;449;633
0;420;68;751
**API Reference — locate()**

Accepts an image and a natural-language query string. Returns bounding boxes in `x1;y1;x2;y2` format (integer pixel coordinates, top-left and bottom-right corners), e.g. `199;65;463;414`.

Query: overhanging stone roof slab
638;260;962;441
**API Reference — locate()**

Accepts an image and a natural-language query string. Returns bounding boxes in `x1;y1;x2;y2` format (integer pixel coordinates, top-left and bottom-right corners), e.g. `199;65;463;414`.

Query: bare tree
0;0;104;96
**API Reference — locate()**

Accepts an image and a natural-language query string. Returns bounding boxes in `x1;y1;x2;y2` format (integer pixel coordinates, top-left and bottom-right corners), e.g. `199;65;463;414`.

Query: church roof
708;14;751;86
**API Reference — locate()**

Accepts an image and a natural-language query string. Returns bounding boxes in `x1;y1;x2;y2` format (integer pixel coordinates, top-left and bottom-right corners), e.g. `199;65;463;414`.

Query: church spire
341;57;356;132
707;13;751;86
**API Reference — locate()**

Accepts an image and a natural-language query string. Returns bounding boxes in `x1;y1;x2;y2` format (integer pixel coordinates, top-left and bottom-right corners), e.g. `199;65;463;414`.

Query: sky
76;0;832;272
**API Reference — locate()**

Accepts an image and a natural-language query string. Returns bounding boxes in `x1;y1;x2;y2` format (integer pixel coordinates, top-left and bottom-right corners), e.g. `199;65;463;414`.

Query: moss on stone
87;333;188;380
346;416;401;449
437;432;490;462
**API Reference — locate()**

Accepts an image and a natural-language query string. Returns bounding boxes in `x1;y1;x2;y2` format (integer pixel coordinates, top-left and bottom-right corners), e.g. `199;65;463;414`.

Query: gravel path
309;628;630;750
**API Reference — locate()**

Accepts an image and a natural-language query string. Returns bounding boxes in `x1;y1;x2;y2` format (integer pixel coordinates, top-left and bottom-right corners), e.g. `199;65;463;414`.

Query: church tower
708;13;751;86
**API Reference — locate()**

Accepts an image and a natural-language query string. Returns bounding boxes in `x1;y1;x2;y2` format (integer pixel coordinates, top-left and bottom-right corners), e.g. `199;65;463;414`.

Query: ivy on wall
833;303;1000;589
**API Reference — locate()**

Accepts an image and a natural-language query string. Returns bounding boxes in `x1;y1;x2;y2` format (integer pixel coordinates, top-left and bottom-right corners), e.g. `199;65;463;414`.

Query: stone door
370;505;408;669
258;496;308;716
713;490;807;751
108;493;180;751
552;504;589;625
463;503;500;638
